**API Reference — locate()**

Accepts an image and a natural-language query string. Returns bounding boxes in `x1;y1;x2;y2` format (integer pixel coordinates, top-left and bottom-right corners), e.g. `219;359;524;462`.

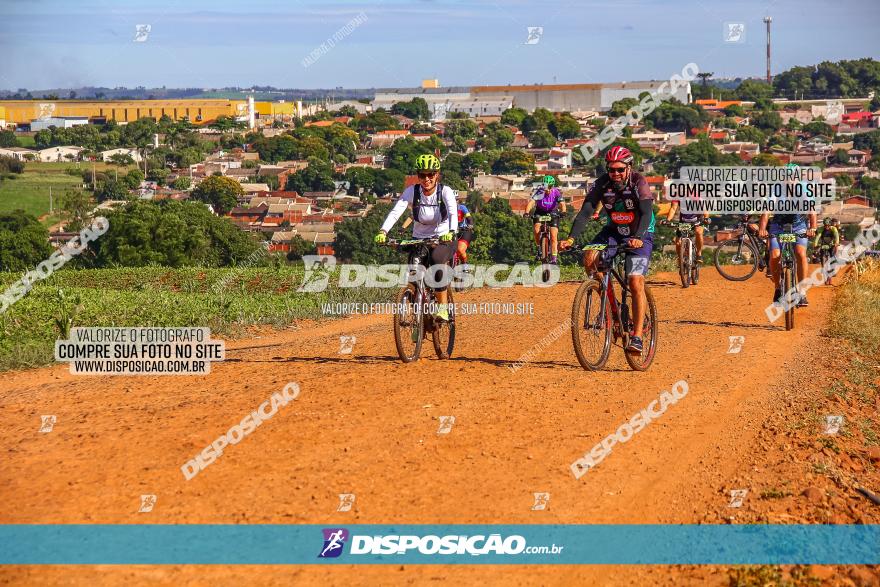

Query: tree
833;148;850;165
60;188;93;232
0;210;53;272
647;101;709;133
390;97;430;121
734;126;766;146
90;200;260;267
146;168;170;186
94;179;129;202
0;131;18;148
853;130;880;156
492;149;535;174
444;119;478;142
734;79;774;102
121;169;144;190
500;108;528;127
109;152;134;166
722;104;746;117
481;122;514;148
172;177;192;190
333;203;400;263
530;129;556;148
286;235;317;261
751;110;783;132
751;153;782;166
802;121;834;138
608;98;640;118
350;110;401;133
285;157;335;194
548;113;581;139
191;175;244;215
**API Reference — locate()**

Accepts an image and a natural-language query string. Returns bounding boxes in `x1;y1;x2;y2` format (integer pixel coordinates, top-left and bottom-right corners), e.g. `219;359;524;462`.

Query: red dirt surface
1;269;877;586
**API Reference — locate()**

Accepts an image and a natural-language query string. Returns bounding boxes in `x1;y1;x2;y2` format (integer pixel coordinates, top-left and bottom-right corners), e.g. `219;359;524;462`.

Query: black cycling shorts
458;228;475;244
532;212;560;228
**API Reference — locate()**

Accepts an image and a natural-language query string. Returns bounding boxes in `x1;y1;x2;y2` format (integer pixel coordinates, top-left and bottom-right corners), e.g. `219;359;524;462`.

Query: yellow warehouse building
0;99;296;126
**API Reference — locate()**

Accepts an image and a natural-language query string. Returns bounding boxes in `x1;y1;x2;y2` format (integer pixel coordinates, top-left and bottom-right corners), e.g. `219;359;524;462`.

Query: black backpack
412;183;448;224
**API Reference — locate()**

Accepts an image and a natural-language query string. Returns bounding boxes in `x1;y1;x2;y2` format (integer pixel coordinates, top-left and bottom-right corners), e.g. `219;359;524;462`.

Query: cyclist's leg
767;225;783;297
532;221;541;246
673;231;682;262
694;225;704;260
429;241;457;307
625;234;653;339
584;227;612;276
456;231;472;264
795;242;809;287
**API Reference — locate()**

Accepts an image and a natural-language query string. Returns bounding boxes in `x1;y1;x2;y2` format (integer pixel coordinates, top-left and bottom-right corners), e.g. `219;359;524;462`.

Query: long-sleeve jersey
813;226;840;247
381;184;458;239
569;172;655;240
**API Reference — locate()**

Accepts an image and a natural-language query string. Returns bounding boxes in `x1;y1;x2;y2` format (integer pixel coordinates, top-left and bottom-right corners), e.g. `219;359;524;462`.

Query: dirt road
0;269;847;585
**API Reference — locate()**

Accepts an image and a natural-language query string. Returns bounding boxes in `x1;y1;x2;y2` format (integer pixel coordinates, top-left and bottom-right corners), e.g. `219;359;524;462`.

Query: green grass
0;266;393;372
827;259;880;357
16;135;36;148
0;161;134;221
0;170;81;218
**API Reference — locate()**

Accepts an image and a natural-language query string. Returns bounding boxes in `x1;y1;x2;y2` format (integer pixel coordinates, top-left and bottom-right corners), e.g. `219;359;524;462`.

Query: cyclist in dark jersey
560;146;654;354
757;164;817;307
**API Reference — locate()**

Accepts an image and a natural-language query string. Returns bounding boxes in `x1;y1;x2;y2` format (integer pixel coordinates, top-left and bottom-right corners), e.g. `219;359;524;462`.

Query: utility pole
49;186;52;214
763;16;772;84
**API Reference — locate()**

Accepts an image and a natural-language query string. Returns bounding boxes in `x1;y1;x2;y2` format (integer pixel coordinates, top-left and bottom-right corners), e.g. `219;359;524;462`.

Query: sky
1;0;878;91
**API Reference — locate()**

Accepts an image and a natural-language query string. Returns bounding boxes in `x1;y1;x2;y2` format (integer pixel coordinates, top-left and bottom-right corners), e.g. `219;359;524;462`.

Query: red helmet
605;146;634;165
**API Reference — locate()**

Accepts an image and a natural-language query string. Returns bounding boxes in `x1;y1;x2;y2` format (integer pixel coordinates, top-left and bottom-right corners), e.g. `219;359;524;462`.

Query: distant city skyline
2;0;878;91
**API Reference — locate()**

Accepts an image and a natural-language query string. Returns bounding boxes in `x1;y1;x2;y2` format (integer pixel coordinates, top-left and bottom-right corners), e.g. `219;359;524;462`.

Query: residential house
99;147;142;163
548;148;573;169
239;183;271;195
37;145;84;162
718;142;760;160
229;205;268;227
0;146;38;160
847;149;870;166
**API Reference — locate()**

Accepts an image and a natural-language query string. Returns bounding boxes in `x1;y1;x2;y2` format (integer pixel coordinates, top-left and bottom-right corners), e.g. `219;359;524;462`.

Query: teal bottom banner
1;525;878;564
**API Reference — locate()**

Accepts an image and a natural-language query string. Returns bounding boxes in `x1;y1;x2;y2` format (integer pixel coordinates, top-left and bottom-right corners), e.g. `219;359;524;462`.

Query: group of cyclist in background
374;147;843;349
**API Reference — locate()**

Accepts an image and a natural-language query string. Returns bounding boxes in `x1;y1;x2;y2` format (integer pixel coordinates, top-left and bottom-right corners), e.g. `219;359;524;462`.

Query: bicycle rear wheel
571;280;611;370
432;285;456;359
393;285;423;362
625;286;658;371
714;237;759;281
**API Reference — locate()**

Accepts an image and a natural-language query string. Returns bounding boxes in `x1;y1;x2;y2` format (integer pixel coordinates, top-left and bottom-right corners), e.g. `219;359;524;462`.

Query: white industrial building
29;116;90;131
373;80;692;119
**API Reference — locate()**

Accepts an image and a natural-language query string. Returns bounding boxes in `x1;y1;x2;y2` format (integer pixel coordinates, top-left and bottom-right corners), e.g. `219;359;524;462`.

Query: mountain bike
570;243;658;371
664;220;702;288
815;244;834;285
535;214;555;283
713;218;770;281
383;237;456;362
776;224;805;332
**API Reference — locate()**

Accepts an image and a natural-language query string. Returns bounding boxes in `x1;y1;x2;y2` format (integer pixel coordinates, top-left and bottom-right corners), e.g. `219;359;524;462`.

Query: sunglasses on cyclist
608;166;628;174
417;172;438;179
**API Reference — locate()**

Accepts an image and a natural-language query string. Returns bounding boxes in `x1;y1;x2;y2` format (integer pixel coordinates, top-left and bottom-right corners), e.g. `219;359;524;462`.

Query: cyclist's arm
525;199;534;214
443;187;458;234
758;213;770;232
812;228;822;248
633;177;654;239
560;199;567;214
380;188;413;233
832;226;840;246
633;198;654;239
667;201;679;221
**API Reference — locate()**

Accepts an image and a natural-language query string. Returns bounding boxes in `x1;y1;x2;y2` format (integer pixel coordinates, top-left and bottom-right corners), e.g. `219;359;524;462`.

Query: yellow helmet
415;154;441;171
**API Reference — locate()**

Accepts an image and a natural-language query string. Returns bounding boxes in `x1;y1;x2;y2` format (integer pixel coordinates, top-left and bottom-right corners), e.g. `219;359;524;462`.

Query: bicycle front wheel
393;285;424;362
625;285;658;371
680;240;691;288
714;238;759;281
783;265;795;331
571;280;612;370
